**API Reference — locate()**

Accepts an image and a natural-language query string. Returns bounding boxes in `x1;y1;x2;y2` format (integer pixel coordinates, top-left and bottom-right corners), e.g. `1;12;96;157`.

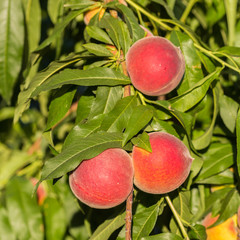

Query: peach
202;213;237;240
69;148;133;209
31;178;47;205
132;132;193;194
84;7;106;25
126;36;185;96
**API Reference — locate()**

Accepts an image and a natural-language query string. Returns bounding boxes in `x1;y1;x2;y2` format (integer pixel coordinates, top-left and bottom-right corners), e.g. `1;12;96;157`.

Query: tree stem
125;188;133;240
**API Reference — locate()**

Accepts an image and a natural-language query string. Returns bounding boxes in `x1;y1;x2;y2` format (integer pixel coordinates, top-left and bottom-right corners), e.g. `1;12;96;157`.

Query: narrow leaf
100;96;138;132
31;67;130;97
0;0;24;103
237;108;240;178
131;132;152;152
122;105;153;146
86;25;113;44
83;43;113;56
90;210;126;240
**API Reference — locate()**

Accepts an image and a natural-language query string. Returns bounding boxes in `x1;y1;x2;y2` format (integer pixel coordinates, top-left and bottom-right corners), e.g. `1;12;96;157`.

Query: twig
125;188;133;240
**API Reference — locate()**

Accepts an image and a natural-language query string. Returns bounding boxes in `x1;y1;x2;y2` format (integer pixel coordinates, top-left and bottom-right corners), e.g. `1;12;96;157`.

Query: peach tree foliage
0;0;240;239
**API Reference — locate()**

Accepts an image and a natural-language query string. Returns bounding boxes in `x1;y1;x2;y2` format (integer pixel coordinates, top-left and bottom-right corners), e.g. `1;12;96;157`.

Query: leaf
170;67;222;113
83;43;113;56
219;95;239;133
150;117;179;137
89;86;123;119
35;9;85;52
47;0;62;24
99;14;121;49
141;233;183;240
46;87;77;130
0;0;24;103
195;143;234;181
195;169;234;185
76;89;95;123
170;31;204;94
31;67;130;97
90;210;126;240
86;25;113;44
22;0;41;54
0;206;16;240
100;96;138;132
39;132;123;182
151;0;176;19
43;198;67;240
64;0;96;10
122;105;153;146
131;132;152;152
14;56;81;123
63;114;104;149
216;46;240;56
211;188;240;227
6;176;43;240
116;3;145;42
192;83;220;150
132;201;161;240
117;20;131;56
188;224;207;240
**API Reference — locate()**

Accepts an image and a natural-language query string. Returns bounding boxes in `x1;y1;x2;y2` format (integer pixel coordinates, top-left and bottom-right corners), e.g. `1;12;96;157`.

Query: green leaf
46;87;77;130
90;210;126;240
211;188;240;227
64;0;96;10
151;0;176;19
216;46;240;56
35;9;85;52
195;169;234;185
39;132;123;182
47;0;63;24
43;198;67;240
219;95;239;133
63;114;104;149
131;132;152;152
141;233;183;240
192;83;220;150
116;3;145;42
170;67;222;113
122;105;153;146
14;57;81;123
195;143;234;181
150;118;179;138
6;176;43;240
22;0;41;54
170;31;204;94
117;20;131;56
89;86;123;119
0;0;24;103
83;43;113;56
76;90;95;123
31;67;130;97
132;201;161;240
99;14;121;50
86;25;113;44
0;206;16;240
188;224;207;240
100;96;138;132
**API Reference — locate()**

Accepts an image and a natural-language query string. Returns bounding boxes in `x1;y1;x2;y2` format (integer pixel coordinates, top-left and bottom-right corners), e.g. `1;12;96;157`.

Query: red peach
31;178;47;205
126;36;185;96
202;213;237;240
69;148;133;209
132;132;193;194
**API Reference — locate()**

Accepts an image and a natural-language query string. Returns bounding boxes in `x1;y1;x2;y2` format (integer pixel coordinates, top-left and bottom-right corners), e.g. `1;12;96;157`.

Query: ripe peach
31;178;47;205
132;132;193;194
126;36;185;96
202;213;237;240
69;148;133;209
